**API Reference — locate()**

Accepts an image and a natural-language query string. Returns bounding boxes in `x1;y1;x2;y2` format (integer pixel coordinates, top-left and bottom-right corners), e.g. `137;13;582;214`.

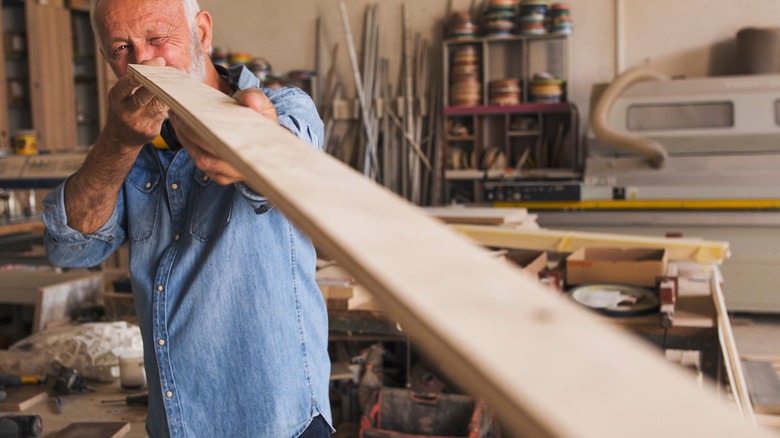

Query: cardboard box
504;249;548;275
566;247;667;287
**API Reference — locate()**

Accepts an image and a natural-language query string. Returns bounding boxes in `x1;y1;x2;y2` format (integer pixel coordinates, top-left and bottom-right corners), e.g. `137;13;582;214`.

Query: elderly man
41;0;332;436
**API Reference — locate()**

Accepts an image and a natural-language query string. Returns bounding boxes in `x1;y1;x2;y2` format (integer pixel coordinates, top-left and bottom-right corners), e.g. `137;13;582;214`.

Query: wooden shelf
444;102;571;116
508;130;540;137
444;33;568;45
446;135;475;141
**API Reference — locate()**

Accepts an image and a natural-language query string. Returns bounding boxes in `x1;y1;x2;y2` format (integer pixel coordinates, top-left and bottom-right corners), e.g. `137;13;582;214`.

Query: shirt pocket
189;169;233;242
125;165;161;242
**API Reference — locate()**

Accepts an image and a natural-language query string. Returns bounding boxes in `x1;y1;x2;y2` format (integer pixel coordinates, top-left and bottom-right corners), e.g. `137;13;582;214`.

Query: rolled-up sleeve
267;86;324;150
234;86;324;211
42;180;127;268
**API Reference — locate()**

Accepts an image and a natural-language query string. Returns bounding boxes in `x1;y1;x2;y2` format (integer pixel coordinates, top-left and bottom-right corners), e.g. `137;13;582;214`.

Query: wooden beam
129;64;768;438
450;224;730;263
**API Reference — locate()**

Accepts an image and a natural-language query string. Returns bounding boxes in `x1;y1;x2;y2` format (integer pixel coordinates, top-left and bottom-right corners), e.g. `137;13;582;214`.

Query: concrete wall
199;0;780;126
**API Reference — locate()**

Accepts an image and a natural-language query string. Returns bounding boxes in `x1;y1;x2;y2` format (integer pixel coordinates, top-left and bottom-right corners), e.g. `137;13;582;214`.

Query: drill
52;367;94;395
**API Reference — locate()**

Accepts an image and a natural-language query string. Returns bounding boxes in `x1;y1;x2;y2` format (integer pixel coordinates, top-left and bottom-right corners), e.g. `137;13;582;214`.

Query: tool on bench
52;367;94;395
100;393;148;407
0;414;43;438
0;375;46;388
0;374;46;403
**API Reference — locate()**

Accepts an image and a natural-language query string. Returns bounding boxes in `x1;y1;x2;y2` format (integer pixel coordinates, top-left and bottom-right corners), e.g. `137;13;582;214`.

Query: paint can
14;130;37;155
119;353;146;391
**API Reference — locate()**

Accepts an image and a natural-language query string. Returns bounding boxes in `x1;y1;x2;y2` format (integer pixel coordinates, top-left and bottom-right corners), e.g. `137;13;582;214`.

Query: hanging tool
100;393;149;407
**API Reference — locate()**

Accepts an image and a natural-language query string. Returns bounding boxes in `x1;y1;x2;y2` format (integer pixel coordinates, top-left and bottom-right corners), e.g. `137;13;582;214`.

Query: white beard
186;32;207;81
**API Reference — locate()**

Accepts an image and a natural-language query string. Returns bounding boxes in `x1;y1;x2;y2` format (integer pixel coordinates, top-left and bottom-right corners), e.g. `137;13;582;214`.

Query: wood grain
129;64;767;438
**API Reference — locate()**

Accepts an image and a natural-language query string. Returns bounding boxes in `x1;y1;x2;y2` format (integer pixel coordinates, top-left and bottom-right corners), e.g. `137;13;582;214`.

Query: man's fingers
234;89;266;113
131;87;168;115
109;74;142;102
233;89;278;123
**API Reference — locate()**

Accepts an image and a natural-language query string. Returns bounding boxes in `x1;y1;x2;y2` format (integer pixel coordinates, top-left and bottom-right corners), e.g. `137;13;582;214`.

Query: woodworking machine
511;72;780;313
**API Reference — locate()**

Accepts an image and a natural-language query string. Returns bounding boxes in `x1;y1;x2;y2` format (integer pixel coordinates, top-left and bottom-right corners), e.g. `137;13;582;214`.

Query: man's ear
195;10;213;54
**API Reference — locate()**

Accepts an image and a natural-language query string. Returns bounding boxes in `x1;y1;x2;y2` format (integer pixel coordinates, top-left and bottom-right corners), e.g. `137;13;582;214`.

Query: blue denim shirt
42;66;332;438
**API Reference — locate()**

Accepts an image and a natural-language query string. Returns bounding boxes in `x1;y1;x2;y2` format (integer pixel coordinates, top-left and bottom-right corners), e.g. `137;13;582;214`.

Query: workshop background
201;0;780;124
0;0;779;437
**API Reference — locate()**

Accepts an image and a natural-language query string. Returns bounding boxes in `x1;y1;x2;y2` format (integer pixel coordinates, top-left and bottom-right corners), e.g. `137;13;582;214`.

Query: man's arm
65;64;168;234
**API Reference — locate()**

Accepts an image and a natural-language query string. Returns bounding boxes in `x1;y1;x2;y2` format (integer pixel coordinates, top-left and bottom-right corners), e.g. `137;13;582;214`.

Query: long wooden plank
129;64;768;438
451;224;730;263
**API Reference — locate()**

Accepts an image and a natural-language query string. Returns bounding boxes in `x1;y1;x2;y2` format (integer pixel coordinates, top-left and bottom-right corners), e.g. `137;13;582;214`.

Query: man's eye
112;44;130;57
149;37;164;45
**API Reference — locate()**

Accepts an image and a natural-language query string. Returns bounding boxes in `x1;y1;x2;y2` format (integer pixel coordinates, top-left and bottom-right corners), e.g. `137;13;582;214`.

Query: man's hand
103;57;169;148
169;88;279;185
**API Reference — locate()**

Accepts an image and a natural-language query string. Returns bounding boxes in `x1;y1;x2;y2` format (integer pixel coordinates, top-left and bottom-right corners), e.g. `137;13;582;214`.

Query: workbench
0;218;44;238
0;381;146;438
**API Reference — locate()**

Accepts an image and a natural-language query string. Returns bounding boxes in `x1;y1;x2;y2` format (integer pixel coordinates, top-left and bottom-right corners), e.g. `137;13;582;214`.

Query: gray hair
90;0;202;50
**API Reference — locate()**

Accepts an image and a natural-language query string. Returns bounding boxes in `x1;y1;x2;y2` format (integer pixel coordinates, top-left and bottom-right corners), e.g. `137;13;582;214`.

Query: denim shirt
42;66;332;438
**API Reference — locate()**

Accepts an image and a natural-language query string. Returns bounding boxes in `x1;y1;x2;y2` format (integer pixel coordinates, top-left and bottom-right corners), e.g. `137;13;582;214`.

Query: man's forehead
96;0;183;20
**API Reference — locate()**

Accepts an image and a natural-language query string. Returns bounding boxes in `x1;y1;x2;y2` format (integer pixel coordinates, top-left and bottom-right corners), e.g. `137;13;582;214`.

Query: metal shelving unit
441;33;581;204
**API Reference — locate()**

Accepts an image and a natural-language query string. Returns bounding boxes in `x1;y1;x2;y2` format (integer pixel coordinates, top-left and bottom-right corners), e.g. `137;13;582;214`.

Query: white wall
199;0;780;125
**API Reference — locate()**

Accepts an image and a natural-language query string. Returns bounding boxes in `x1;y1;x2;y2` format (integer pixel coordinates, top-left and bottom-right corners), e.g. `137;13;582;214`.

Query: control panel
482;181;582;202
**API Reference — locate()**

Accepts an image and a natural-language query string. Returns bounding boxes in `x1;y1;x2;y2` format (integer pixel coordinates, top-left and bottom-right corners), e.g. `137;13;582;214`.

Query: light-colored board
0;271;102;331
424;206;530;225
129;64;768;438
54;422;130;438
34;273;102;332
744;360;780;415
0;386;48;411
712;268;755;419
451;224;730;263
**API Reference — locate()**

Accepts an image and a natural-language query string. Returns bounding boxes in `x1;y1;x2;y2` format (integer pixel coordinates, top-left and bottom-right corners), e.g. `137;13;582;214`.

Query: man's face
96;0;206;80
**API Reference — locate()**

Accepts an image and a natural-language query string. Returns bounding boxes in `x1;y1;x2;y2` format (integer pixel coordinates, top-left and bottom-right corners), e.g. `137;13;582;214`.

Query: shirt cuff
42;180;123;244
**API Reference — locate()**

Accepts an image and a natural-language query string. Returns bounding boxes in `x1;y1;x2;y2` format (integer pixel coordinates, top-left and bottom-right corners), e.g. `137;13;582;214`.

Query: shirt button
174;234;180;241
145;182;152;189
171;183;179;190
202;175;209;182
158;339;165;346
166;390;173;398
157;285;164;292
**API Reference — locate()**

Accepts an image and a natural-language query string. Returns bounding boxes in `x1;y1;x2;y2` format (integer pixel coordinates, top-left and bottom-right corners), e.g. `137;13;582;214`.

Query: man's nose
131;45;157;65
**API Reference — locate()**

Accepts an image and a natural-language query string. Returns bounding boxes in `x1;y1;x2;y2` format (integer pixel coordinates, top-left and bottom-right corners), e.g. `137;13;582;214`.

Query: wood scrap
0;386;48;411
54;422;130;438
424;206;530;225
